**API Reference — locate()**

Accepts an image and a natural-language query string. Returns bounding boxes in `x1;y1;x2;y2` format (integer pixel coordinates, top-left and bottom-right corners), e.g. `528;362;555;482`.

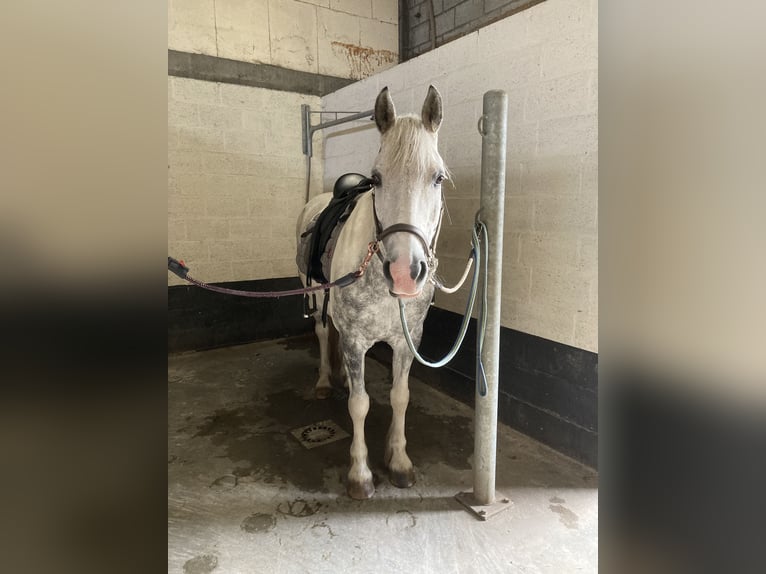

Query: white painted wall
321;0;598;351
168;0;399;79
168;77;322;285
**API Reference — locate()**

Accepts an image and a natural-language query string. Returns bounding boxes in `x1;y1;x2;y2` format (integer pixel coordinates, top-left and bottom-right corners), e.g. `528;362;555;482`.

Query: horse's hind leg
313;315;333;399
327;317;347;389
386;343;416;488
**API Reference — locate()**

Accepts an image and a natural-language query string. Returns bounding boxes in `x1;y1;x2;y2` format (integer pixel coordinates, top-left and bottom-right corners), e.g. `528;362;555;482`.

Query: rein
167;241;379;298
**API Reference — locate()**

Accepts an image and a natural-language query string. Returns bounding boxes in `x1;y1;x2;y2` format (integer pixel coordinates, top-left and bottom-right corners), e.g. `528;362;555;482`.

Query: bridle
371;185;444;273
168;176;448;301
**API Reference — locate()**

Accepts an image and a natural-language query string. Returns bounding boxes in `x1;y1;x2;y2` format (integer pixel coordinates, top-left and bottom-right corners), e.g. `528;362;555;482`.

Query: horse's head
372;85;446;298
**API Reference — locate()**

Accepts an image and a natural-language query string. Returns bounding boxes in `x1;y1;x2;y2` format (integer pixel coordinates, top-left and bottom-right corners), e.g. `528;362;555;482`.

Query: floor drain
291;420;350;450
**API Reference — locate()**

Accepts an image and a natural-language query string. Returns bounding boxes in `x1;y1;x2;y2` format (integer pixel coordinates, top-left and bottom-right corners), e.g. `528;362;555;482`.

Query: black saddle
303;173;373;285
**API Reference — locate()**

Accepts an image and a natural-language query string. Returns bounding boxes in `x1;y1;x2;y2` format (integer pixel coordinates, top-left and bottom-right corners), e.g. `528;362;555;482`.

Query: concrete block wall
322;0;597;352
168;77;323;286
169;0;399;80
403;0;542;60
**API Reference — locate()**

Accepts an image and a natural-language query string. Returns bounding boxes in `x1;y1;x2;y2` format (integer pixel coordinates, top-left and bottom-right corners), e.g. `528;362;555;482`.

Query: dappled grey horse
297;86;446;499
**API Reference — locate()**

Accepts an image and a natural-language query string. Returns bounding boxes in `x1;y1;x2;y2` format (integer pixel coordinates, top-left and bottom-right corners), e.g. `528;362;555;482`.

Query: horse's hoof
389;468;416;489
315;386;333;400
347;479;375;500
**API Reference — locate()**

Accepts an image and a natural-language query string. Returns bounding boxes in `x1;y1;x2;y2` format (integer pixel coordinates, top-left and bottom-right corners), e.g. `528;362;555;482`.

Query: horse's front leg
344;342;375;499
386;342;416;488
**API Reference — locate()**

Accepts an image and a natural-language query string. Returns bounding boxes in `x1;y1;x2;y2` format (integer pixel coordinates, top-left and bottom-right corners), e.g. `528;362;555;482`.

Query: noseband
371;187;443;270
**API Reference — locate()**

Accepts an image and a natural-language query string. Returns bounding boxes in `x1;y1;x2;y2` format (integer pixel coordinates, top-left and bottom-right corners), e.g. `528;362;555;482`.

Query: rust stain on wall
331;42;397;80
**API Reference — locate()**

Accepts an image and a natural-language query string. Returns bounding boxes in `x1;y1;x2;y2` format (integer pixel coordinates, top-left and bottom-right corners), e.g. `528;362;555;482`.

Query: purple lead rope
167;243;379;299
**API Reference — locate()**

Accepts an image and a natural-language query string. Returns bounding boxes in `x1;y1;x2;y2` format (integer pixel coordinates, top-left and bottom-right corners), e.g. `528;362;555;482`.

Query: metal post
301;104;312;157
455;90;510;520
475;90;507;504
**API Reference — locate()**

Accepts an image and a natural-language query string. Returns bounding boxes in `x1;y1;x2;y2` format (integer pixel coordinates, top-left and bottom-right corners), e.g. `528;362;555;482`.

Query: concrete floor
168;336;598;574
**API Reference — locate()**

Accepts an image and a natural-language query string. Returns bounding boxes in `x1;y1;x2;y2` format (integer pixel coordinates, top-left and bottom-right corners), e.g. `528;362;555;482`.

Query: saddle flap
303;174;374;285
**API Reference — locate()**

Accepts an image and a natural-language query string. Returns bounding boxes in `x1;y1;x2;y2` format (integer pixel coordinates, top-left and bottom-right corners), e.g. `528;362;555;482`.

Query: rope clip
356;241;379;277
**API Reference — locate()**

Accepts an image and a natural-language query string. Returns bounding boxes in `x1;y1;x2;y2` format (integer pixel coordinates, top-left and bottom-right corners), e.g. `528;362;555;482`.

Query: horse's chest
334;272;432;341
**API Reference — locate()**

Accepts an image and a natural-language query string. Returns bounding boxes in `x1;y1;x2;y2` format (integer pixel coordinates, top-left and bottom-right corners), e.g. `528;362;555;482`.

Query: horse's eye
434;173;446;186
371;172;381;186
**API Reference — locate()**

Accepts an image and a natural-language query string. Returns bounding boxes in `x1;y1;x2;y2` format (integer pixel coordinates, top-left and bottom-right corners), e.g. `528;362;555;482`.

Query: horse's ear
421;85;443;133
375;87;396;134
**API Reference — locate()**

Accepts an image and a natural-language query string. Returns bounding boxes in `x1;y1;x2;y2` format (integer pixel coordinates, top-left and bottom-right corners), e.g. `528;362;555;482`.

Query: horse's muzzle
383;258;428;297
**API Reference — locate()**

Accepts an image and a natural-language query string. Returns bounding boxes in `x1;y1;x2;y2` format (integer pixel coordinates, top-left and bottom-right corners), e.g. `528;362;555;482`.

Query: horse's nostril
383;261;393;282
416;260;427;283
407;261;428;282
409;262;419;280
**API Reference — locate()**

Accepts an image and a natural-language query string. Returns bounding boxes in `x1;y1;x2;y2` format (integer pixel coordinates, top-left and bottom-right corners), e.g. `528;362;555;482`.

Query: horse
296;85;446;499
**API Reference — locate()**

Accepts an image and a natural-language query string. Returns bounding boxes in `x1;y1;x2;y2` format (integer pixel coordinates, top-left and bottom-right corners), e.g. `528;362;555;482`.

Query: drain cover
291;420;350;450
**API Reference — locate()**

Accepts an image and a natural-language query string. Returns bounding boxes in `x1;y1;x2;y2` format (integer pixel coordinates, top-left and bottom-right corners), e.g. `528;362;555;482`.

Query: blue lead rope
475;221;489;397
399;218;489;397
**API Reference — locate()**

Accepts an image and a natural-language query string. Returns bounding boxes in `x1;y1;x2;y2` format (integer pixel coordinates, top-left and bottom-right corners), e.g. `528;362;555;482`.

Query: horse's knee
390;383;410;411
348;389;369;417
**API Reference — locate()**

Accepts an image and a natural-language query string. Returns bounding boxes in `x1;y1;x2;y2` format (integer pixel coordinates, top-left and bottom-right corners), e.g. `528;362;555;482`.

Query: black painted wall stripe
168;50;356;97
370;306;598;468
168;277;313;353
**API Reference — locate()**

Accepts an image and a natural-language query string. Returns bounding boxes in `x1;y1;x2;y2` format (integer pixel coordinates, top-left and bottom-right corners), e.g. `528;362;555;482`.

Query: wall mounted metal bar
301;105;374;201
301;105;374;159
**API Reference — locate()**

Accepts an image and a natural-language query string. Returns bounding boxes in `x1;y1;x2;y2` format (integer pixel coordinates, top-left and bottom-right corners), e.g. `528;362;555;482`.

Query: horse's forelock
378;115;444;177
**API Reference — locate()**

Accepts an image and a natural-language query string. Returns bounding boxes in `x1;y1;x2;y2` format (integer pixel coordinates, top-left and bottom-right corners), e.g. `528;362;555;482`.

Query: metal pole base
455;491;512;521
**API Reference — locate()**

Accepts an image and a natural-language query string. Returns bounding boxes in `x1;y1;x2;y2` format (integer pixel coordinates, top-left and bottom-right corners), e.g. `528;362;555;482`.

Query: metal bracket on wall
301;104;374;159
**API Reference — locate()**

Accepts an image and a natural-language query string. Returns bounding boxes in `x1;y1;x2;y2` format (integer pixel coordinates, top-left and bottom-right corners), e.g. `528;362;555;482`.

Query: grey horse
297;86;446;499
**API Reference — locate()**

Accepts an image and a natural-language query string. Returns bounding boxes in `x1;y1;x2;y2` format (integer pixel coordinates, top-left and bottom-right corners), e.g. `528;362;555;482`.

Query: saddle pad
297;174;373;285
296;210;345;283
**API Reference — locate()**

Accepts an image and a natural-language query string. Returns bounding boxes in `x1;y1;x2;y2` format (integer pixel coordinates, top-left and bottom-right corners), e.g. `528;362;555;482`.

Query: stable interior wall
169;0;398;80
322;0;598;465
168;78;322;286
323;0;597;352
168;1;401;349
169;0;401;288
